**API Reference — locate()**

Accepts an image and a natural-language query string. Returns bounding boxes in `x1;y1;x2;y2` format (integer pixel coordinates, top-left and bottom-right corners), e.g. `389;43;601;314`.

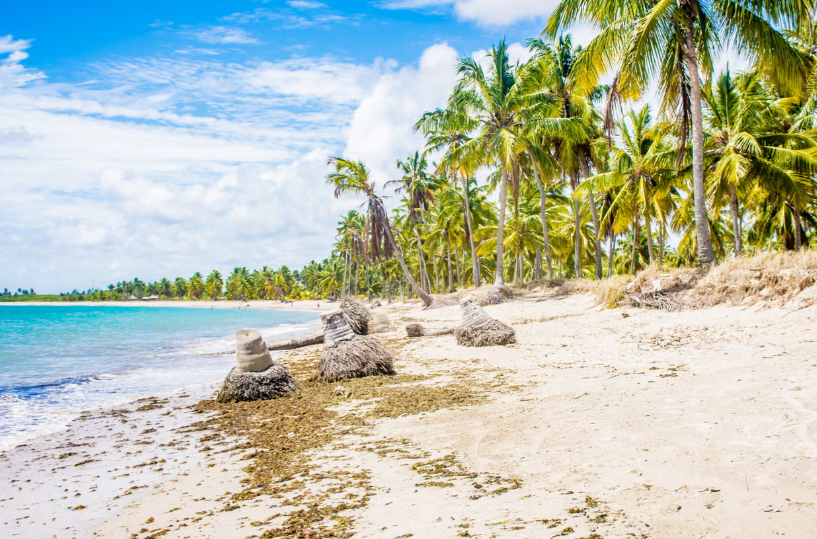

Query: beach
3;291;816;538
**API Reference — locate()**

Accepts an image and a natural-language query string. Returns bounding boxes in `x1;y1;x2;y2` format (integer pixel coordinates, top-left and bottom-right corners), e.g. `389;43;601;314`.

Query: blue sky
4;0;582;293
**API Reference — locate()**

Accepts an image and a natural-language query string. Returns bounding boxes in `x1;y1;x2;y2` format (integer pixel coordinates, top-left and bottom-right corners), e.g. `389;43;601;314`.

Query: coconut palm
327;157;434;307
547;0;812;266
205;270;222;300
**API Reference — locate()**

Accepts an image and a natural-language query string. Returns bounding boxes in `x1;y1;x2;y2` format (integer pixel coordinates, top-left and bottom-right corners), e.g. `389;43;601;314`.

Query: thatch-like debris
455;297;516;347
455;319;516;347
406;322;457;337
317;335;396;382
628;292;682;312
341;299;371;335
217;365;297;402
477;285;514;306
371;312;395;333
317;310;395;382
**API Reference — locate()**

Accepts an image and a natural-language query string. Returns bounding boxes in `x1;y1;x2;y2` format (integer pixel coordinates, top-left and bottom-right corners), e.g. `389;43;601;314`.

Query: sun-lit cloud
287;0;327;8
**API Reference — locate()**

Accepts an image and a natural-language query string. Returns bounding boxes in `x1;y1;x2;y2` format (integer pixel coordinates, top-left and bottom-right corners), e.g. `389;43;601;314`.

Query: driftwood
405;322;457;337
267;331;325;351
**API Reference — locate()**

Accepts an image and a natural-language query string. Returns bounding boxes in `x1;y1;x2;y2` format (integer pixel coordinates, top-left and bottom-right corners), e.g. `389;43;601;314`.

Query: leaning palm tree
326;157;434;307
548;0;812;266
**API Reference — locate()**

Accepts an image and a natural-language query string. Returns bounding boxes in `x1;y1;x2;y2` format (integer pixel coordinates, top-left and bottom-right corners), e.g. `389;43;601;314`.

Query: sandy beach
2;300;335;311
3;291;817;538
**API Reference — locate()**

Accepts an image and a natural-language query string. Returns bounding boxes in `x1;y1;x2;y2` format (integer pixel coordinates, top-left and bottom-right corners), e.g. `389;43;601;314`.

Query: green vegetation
12;3;817;302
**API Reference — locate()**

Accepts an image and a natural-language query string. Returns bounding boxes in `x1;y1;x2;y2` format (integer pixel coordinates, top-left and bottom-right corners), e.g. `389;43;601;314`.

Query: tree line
33;1;817;303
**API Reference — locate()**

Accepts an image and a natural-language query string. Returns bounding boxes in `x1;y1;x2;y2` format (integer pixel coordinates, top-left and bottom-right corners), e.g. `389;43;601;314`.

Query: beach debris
371;300;382;308
628;292;682;312
371;311;396;333
217;329;297;402
266;331;325;351
340;298;372;335
454;297;516;347
477;285;514;306
405;322;457;338
316;310;395;382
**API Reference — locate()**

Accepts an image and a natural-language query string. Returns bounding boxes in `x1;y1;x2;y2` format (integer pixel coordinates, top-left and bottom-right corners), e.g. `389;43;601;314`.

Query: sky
0;0;739;293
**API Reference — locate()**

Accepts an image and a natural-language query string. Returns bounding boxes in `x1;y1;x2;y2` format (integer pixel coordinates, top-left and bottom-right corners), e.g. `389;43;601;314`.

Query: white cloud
191;26;261;45
0;35;33;54
382;0;560;27
344;43;459;187
287;0;327;8
0;38;45;88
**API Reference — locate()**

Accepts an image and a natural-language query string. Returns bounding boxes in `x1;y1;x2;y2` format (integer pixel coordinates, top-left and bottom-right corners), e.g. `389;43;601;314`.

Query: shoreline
0;299;335;311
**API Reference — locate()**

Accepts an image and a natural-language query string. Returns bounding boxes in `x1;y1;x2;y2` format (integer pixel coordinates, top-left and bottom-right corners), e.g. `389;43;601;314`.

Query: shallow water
0;304;318;451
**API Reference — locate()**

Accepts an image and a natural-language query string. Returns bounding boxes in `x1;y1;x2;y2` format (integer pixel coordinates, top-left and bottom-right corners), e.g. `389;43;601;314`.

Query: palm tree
388;152;437;293
205;270;223;300
327;157;434;307
548;0;812;266
188;273;204;300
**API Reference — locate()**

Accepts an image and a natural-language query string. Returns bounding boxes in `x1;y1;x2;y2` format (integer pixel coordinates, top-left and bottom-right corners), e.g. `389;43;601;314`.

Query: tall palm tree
389;152;437;293
327;157;434;307
205;270;222;300
548;0;812;266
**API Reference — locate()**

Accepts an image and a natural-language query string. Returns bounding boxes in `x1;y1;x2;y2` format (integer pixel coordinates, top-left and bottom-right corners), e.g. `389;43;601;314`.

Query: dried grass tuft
405;322;424;337
455;319;516;347
688;250;817;307
217;365;297;403
317;335;396;382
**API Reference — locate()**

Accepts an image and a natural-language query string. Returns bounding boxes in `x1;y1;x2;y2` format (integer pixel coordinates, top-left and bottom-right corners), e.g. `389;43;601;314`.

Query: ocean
0;304;319;452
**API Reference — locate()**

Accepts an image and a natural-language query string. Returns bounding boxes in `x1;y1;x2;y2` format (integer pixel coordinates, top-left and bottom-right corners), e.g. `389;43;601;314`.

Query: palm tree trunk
527;148;553;279
376;199;433;307
645;214;654;265
607;234;615;278
342;250;349;298
730;185;742;256
659;223;665;266
433;253;440;293
631;218;640;275
495;166;509;286
793;201;803;250
459;172;480;288
535;246;542;281
514;248;522;285
571;173;582;278
455;245;462;289
683;16;717;266
578;156;602;279
446;229;455;292
414;225;431;293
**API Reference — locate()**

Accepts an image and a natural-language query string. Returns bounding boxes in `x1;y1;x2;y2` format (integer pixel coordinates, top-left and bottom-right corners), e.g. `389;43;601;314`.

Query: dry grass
529;250;817;310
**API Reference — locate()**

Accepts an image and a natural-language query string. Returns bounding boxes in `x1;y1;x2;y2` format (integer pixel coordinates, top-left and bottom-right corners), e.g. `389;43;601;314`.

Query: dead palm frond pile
477;285;515;306
217;365;297;402
341;298;372;335
317;310;395;382
454;297;516;347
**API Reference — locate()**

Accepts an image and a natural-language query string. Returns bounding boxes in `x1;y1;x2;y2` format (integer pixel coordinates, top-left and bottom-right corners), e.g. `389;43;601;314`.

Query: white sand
5;293;817;538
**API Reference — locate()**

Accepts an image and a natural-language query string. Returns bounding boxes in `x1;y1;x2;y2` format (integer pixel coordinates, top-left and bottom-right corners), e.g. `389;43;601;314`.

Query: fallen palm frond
454;297;516;347
405;322;457;337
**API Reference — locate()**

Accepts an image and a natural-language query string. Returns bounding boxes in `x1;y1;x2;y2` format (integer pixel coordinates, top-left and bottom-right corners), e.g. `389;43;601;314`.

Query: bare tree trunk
571;173;582;278
645;213;654;265
631;218;640;275
433;252;440;293
495;166;509;286
578;157;602;280
683;16;717;266
415;225;430;293
535;246;542;281
365;266;371;301
659;223;665;266
793;201;803;250
455;245;462;289
341;249;349;298
375;199;433;307
607;233;615;278
730;185;742;256
446;229;455;293
527;148;554;279
459;171;480;288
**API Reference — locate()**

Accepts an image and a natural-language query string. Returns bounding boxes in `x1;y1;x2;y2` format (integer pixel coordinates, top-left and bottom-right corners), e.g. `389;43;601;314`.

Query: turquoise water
0;305;319;451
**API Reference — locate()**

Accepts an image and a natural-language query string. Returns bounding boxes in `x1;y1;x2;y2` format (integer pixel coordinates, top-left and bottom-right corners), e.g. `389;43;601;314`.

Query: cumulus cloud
382;0;560;26
191;26;261;45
